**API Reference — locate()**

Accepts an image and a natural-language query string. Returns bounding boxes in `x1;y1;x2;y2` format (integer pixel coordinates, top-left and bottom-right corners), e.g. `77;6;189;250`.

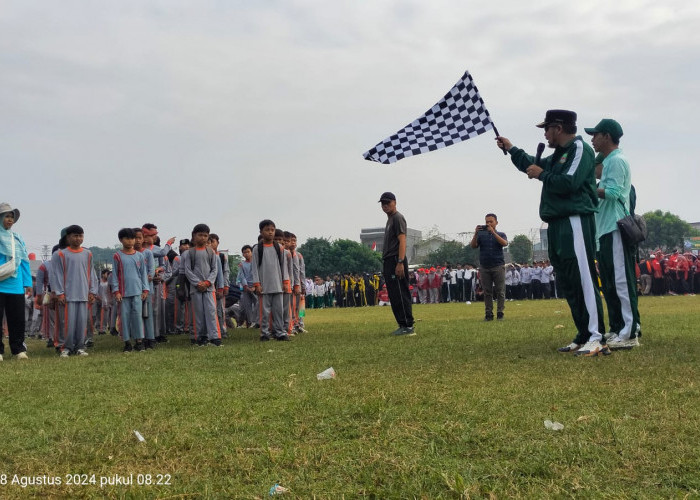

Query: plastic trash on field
316;367;336;380
133;430;146;442
269;483;288;495
544;420;564;431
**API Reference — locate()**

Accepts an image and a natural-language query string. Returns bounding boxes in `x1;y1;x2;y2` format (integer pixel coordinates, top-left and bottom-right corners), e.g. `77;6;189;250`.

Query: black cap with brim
378;192;396;202
536;109;577;128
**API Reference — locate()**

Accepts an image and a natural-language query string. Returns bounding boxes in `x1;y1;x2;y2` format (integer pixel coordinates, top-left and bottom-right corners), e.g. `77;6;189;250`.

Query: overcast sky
2;0;698;258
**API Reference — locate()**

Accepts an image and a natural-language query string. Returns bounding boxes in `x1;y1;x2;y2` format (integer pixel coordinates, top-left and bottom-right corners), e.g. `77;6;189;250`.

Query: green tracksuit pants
598;229;640;340
548;214;605;345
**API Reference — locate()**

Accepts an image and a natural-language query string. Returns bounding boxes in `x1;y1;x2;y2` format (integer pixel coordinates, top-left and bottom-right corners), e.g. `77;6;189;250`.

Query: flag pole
492;124;507;155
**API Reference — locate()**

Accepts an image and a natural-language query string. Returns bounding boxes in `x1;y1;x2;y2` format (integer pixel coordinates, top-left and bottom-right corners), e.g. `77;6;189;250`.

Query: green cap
584;119;623;141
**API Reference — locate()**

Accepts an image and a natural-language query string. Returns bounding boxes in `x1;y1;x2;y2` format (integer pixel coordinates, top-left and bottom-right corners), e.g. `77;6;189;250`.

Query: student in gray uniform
51;225;98;357
274;229;294;336
142;224;176;343
133;228;157;349
252;220;290;341
183;224;222;347
285;232;306;334
237;245;257;328
111;228;150;352
209;234;229;339
165;239;190;334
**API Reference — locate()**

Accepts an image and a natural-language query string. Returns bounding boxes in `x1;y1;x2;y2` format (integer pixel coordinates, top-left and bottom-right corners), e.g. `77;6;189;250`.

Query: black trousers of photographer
383;257;414;328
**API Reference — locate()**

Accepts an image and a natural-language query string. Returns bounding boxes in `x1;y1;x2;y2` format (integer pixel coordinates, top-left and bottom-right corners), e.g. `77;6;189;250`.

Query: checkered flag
363;71;496;164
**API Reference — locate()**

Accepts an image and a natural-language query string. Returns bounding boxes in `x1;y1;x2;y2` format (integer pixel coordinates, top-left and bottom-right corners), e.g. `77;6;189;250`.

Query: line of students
32;220;307;356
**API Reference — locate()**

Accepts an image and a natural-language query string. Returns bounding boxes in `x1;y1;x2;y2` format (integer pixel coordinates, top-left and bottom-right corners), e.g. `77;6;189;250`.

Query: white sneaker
60;350;69;358
76;349;89;356
603;331;618;342
575;340;604;357
16;351;28;360
0;354;3;362
608;337;640;350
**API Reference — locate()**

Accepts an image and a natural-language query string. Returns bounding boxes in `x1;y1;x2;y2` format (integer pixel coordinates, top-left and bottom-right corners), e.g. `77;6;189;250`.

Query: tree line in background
79;210;698;279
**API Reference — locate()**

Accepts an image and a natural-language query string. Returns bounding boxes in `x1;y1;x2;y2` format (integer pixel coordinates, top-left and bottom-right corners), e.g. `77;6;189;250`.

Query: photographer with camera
470;213;508;321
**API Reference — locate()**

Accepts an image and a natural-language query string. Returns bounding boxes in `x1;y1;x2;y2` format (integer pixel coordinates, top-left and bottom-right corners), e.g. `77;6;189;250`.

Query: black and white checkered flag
363;71;496;164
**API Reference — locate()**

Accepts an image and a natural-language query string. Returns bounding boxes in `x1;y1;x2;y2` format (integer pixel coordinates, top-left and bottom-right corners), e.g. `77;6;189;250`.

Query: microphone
534;142;545;165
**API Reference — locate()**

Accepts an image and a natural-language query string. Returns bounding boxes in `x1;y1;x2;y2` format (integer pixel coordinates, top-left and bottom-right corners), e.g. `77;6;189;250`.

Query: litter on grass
317;367;336;380
554;324;565;329
269;483;288;495
133;430;146;442
544;420;564;431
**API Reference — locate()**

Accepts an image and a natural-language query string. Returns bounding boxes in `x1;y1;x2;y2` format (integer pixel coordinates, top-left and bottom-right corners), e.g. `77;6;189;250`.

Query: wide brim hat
0;202;20;223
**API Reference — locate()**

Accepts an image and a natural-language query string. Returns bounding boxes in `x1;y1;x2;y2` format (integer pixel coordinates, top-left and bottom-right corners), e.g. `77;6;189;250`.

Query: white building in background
360;227;422;262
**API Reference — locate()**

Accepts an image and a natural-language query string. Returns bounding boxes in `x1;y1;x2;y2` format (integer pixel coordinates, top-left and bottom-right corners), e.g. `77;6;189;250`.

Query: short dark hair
209;233;219;242
288;232;296;239
485;213;498;221
259;219;275;231
118;227;136;240
274;229;284;238
283;231;292;238
132;227;143;235
64;224;84;236
142;223;157;231
241;245;252;252
192;223;210;236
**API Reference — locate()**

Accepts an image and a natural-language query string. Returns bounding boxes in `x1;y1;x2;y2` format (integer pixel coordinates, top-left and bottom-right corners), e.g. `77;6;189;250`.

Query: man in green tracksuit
586;119;641;350
496;110;608;356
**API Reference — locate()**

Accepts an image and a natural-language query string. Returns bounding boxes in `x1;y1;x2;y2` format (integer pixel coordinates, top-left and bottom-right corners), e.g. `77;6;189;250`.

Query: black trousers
383;258;414;328
0;292;27;355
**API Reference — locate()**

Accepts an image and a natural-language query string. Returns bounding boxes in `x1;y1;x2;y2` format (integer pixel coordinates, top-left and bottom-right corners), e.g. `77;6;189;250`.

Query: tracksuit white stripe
570;215;602;341
566;139;584;175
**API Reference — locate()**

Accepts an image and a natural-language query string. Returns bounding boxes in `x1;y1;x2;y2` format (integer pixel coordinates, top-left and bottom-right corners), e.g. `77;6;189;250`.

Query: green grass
1;295;699;498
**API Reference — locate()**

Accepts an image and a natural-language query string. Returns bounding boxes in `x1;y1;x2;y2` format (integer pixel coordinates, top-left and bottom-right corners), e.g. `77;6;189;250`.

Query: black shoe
46;339;54;348
484;316;494;322
110;328;119;336
197;338;208;347
145;339;156;350
155;335;168;343
497;313;504;321
276;335;291;341
123;341;133;353
190;339;197;345
210;339;223;347
134;341;145;352
260;336;271;342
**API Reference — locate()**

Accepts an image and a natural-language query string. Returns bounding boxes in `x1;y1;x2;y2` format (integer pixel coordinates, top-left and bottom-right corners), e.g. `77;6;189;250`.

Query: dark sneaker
260;336;271;342
276;335;291;341
394;326;416;336
210;339;223;347
155;335;168;343
197;338;208;347
123;342;133;353
558;342;580;353
484;316;494;322
497;313;504;321
110;328;119;336
46;339;54;348
145;339;156;350
134;341;146;352
390;327;405;336
85;339;94;348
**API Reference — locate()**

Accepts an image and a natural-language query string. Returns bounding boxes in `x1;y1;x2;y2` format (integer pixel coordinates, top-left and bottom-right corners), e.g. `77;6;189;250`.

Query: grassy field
1;295;698;499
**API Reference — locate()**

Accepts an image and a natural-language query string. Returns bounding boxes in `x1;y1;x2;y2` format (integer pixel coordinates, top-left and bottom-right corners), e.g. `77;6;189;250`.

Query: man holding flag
496;110;608;357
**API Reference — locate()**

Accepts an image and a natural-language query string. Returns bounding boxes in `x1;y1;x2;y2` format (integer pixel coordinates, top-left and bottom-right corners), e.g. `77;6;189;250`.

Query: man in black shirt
380;192;415;336
470;213;508;321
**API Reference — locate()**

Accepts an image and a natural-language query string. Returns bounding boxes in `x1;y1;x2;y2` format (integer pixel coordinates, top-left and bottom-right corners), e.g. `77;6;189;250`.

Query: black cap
536;109;577;128
179;238;190;246
378;192;396;202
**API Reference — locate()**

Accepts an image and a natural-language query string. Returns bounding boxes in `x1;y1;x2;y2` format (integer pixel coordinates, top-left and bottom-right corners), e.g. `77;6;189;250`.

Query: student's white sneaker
575;340;605;357
15;352;28;360
607;337;640;350
76;349;89;356
0;354;3;362
603;331;619;342
60;350;70;358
